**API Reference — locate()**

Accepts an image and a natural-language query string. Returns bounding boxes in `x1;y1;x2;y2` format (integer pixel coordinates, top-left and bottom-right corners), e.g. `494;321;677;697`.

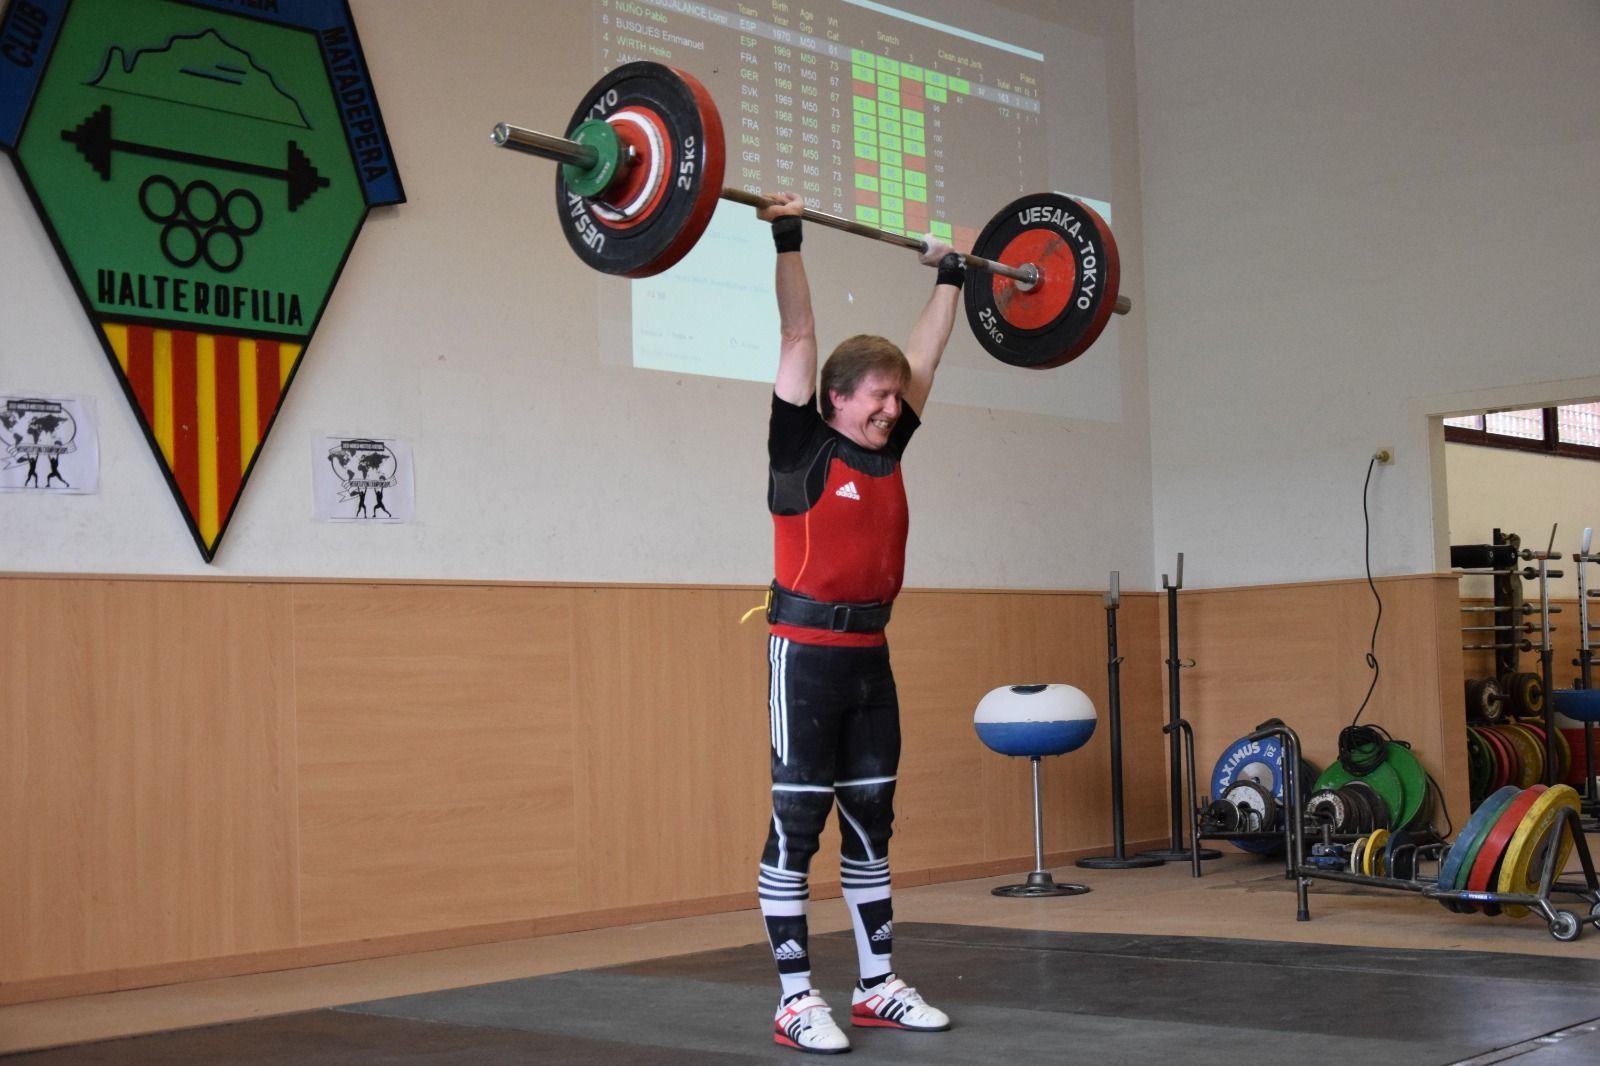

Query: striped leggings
759;635;900;986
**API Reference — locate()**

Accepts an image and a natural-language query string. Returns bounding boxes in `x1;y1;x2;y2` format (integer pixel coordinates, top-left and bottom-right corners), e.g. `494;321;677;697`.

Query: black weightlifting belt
767;582;893;634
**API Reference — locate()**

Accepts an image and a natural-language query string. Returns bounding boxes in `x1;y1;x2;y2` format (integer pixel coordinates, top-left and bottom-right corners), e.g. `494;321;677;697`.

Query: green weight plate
1480;725;1517;791
1439;785;1520;914
1466;785;1547;915
1313;759;1405;832
1466;728;1491;808
1382;743;1429;830
1496;784;1582;918
1473;728;1496;799
560;119;623;198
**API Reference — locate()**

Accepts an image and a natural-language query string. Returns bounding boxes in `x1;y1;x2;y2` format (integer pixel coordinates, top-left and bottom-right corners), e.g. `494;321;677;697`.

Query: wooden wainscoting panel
569;587;771;910
885;591;1005;871
293;584;578;944
1174;575;1465;821
890;590;1169;870
0;578;298;983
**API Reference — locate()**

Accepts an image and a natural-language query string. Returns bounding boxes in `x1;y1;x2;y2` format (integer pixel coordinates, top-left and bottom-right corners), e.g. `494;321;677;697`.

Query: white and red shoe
850;975;951;1031
774;991;851;1054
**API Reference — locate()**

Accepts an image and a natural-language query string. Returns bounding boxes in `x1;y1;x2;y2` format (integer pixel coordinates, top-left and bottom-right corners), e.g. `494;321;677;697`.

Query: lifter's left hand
758;191;806;222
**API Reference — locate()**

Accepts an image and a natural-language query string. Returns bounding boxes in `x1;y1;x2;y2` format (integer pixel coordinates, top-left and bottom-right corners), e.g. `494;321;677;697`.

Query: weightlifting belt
767;582;893;634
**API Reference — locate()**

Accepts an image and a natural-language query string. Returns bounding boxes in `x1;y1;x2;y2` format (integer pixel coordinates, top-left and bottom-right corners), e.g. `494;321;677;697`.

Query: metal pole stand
1527;525;1563;786
992;756;1092;898
1574;528;1599;831
1140;553;1222;864
1080;571;1164;870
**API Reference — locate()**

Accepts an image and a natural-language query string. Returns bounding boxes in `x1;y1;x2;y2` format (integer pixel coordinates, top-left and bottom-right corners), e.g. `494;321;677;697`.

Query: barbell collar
492;120;1133;315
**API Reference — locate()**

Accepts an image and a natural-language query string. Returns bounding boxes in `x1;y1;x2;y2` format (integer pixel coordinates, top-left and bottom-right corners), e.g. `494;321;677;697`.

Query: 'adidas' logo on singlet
835;481;861;500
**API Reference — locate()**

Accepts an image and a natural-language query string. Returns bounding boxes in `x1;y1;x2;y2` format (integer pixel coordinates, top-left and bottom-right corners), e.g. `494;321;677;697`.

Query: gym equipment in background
974;683;1097;898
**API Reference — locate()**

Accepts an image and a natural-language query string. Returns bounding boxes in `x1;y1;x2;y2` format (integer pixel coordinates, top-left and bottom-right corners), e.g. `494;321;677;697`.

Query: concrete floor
4;847;1599;1060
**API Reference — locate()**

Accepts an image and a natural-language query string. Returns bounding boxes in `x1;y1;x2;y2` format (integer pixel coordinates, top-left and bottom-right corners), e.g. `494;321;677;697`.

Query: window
1444;403;1600;460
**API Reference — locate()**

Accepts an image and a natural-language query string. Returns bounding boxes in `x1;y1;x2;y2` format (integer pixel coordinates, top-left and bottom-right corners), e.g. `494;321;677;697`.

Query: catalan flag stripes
101;322;301;553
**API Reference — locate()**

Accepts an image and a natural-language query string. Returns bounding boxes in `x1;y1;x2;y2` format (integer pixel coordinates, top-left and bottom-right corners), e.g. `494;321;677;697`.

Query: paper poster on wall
0;394;98;493
313;434;413;523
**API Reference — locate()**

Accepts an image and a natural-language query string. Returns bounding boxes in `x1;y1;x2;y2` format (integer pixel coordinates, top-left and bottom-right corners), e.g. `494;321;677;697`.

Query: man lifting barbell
755;190;959;1054
489;58;1135;1053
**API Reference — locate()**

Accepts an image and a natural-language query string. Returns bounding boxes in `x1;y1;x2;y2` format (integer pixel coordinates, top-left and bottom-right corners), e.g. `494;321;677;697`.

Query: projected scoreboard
596;0;1047;250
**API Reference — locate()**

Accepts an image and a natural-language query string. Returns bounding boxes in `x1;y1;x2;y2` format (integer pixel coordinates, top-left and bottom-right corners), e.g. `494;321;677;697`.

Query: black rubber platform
9;924;1600;1064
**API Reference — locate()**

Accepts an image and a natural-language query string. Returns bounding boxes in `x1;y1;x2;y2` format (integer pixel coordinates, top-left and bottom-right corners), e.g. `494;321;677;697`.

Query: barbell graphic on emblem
61;104;330;211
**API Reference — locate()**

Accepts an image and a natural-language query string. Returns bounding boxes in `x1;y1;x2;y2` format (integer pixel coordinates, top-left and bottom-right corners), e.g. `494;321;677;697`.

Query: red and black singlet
767;392;919;647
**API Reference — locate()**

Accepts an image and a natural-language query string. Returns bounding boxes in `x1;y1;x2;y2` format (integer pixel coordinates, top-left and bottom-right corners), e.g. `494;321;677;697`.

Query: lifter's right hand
757;191;806;221
919;234;956;266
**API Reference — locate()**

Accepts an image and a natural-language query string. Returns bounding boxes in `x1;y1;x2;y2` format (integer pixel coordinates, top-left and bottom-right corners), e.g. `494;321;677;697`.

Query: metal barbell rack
1454;530;1563;768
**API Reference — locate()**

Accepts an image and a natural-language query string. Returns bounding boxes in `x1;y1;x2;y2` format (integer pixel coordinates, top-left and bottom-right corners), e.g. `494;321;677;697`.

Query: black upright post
1535;526;1562;787
1140;554;1220;863
1576;528;1598;828
1080;571;1163;869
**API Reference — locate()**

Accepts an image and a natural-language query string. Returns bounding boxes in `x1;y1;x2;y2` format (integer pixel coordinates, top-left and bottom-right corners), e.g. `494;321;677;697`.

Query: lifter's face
828;371;905;450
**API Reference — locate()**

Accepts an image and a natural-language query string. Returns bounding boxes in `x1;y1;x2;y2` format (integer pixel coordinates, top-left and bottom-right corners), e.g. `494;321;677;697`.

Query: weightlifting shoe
850;974;951;1031
774;991;851;1054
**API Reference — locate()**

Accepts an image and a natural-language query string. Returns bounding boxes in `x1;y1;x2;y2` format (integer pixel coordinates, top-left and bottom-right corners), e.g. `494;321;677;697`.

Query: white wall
1446;442;1600;602
0;0;1154;589
1136;0;1600;588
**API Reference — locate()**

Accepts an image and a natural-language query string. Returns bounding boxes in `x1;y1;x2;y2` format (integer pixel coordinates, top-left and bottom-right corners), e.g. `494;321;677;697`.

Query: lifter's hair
820;335;910;421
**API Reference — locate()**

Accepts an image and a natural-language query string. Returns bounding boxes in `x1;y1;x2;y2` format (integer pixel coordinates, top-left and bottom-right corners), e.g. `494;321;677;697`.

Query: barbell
492;61;1130;370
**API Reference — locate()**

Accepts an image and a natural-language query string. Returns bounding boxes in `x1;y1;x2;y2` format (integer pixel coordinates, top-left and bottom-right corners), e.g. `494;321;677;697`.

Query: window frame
1444;405;1600;462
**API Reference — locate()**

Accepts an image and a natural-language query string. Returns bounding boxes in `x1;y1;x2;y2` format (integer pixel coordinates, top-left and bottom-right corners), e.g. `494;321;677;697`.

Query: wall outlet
1374;447;1394;465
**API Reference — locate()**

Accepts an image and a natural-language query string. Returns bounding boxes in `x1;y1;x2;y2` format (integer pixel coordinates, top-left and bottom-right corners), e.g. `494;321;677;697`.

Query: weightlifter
755;191;963;1055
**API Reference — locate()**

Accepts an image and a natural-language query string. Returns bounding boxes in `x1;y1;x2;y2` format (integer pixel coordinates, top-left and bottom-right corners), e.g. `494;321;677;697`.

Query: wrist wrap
771;216;803;254
936;251;966;289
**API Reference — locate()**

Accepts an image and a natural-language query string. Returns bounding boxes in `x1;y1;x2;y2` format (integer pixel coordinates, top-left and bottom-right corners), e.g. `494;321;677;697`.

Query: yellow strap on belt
739;587;772;625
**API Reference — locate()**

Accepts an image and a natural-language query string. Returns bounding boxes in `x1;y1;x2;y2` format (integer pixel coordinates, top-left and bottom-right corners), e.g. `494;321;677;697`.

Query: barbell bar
495;120;1082;295
492;61;1131;370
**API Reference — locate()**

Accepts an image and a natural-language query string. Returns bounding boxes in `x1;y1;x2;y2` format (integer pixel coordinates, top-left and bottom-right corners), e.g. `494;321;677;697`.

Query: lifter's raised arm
900;240;964;416
759;193;817;406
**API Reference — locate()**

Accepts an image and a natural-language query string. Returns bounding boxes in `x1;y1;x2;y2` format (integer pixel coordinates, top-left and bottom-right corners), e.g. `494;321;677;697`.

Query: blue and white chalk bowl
975;684;1097;898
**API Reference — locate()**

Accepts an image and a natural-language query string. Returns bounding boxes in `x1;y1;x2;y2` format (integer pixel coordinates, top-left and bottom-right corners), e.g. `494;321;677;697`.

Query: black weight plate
964;192;1121;369
1467;677;1505;723
1342;779;1392;833
1316;759;1402;831
1337;783;1373;834
1384;829;1415;881
1509;671;1545;716
1221;779;1277;833
1305;788;1346;831
556;62;725;278
1205;798;1241;833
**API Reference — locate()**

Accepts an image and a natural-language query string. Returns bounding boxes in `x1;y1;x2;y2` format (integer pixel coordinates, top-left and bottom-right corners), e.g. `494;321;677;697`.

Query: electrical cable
1349;454;1383;730
1338;457;1393;772
1336;453;1457;842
